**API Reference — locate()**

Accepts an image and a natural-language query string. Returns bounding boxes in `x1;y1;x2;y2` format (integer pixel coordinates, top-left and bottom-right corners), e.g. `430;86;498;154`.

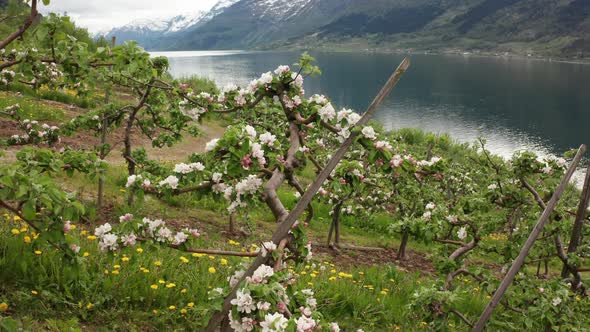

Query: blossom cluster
93;216;200;252
224;264;340;332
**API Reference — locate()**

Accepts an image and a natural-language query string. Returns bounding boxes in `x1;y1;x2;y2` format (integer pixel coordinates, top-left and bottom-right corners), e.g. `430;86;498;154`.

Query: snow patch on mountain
254;0;312;21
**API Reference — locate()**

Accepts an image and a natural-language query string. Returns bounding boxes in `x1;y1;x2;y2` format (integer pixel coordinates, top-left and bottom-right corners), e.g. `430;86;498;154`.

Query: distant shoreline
149;47;590;65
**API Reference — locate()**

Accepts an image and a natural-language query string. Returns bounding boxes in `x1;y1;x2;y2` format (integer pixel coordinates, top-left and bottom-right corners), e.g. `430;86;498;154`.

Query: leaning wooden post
472;144;586;332
205;58;411;331
97;36;116;215
561;162;590;278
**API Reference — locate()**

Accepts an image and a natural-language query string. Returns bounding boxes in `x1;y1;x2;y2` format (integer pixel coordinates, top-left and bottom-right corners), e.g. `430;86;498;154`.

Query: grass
0;92;66;122
6;84;97;109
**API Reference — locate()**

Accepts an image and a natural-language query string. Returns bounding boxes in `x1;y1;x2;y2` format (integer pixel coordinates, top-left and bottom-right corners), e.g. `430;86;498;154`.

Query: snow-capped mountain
102;0;241;49
102;0;590;57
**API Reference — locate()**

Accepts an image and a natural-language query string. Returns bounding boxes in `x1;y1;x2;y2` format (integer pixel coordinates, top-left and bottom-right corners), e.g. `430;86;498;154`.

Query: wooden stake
472;144;586;332
561;163;590;277
97;36;116;215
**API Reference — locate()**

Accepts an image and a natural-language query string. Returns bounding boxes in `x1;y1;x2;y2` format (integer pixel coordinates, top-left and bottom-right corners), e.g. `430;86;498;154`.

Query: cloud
39;0;219;32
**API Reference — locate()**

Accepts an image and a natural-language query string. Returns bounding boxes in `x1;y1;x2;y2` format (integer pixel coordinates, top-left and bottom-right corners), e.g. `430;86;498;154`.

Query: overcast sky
39;0;220;33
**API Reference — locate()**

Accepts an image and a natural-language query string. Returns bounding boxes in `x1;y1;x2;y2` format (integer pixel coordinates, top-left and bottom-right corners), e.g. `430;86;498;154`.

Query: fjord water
153;50;590;159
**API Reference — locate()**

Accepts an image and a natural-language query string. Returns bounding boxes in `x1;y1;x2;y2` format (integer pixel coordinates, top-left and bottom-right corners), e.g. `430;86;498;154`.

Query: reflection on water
153;51;590;162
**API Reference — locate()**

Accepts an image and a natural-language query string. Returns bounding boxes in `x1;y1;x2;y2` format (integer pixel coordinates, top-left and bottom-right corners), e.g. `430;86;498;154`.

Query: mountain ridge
104;0;590;58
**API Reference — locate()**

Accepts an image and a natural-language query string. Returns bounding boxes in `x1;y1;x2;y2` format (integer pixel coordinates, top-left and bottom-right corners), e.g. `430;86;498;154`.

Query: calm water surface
151;50;590;160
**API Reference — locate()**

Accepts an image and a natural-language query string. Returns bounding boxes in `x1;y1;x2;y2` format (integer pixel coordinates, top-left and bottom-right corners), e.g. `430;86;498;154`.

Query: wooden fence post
472;145;586;332
97;36;116;215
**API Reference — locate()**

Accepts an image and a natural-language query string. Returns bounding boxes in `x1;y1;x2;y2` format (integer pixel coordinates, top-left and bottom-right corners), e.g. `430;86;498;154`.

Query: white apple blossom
259;72;274;85
309;94;328;105
119;213;133;222
99;233;118;251
205;138;219;152
121;233;137;247
296;316;316;332
257;301;271;311
260;312;288;332
172;232;189;245
159;175;179;189
244;125;257;139
260;241;277;257
94;223;112;237
274;65;290;75
457;226;467;240
126;174;142;188
212;172;223;183
374;140;392;151
361;126;377;140
259;132;277;146
318;103;336;122
231;289;256;314
249;264;274;283
156;227;173;242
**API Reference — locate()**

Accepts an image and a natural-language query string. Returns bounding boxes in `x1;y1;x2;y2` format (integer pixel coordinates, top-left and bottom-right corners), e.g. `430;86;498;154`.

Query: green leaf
22;200;37;220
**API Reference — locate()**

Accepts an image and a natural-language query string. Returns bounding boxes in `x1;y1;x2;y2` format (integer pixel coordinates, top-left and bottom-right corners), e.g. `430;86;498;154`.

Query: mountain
102;0;241;49
103;13;205;49
106;0;590;58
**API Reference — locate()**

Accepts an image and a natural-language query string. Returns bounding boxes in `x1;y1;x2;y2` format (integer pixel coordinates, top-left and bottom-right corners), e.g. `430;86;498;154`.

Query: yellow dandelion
208;255;215;260
328;277;336;281
122;257;130;262
24;236;31;243
104;270;109;275
13;216;21;221
187;302;194;308
307;282;313;286
181;289;187;294
136;248;143;253
111;270;120;275
150;284;158;290
86;303;94;310
153;309;159;315
380;290;388;295
158;280;166;284
180;308;187;314
180;256;189;263
31;290;38;295
0;303;8;312
83;252;90;257
166;283;176;288
87;235;97;241
192;253;205;258
168;305;176;310
80;230;88;236
113;265;121;269
11;229;20;235
208;267;216;274
154;261;162;266
220;258;228;265
34;250;42;255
